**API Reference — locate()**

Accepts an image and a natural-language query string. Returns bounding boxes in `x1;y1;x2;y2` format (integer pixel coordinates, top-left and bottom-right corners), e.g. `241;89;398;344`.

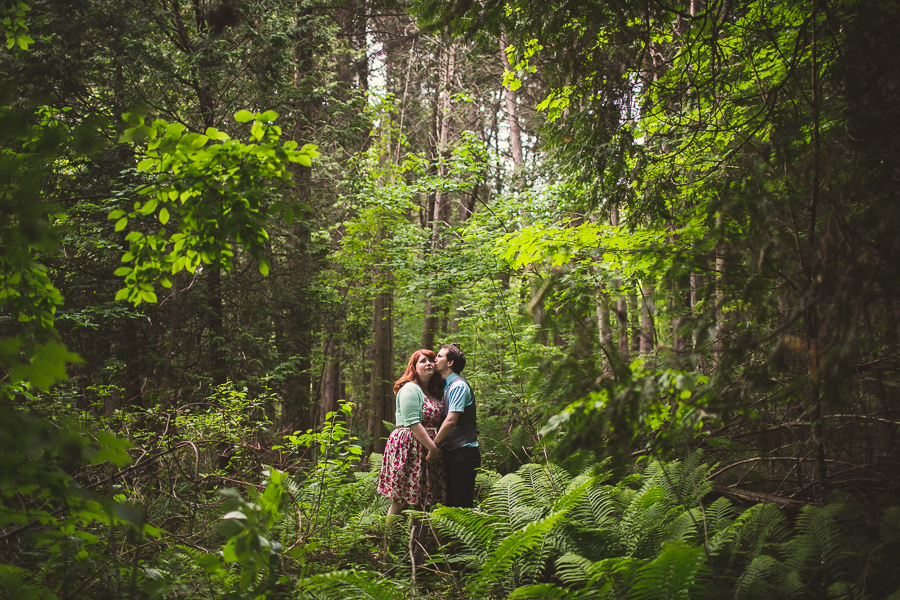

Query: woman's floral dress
377;393;447;507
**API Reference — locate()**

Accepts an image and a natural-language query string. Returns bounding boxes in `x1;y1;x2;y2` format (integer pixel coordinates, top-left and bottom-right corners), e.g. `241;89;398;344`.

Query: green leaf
91;431;134;467
8;342;82;389
234;110;255;122
138;197;158;215
115;217;128;232
159;208;169;225
206;127;230;141
250;120;264;141
137;158;155;171
113;267;131;276
259;259;270;276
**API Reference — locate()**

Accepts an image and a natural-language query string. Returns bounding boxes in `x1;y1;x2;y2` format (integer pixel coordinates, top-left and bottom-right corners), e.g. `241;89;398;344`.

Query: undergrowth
3;390;900;599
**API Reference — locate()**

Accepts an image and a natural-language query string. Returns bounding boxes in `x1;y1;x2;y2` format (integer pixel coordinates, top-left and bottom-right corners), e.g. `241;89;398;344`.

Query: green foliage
0;102;95;397
425;454;900;599
0;564;56;600
0;0;32;50
276;400;370;544
113;111;319;304
196;469;292;599
295;569;408;600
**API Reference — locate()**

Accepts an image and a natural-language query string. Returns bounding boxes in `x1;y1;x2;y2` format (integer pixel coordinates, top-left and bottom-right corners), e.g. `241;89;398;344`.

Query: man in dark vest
433;344;480;508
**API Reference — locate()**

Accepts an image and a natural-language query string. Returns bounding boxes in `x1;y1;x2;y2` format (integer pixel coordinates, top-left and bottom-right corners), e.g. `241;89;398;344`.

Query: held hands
426;447;441;463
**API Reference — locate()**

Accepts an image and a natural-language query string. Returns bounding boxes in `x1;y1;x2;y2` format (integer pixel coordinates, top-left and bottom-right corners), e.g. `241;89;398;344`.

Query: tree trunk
640;283;655;355
597;285;613;376
207;265;226;385
610;207;629;362
319;321;344;427
368;286;394;453
500;31;524;179
422;38;456;349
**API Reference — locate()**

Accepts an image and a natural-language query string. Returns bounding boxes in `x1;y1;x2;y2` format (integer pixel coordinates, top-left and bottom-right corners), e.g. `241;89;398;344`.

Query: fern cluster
427;454;900;599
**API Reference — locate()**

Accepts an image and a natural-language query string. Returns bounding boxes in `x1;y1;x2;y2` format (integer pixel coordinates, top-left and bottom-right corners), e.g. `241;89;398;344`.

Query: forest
2;0;900;597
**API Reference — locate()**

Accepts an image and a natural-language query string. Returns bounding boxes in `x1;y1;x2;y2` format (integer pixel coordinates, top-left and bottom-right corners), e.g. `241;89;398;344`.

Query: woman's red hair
393;349;443;398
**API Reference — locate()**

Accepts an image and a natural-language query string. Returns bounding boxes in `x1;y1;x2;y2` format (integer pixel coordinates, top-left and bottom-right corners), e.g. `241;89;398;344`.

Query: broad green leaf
139;197;158;215
234;110;254;122
251;120;264;141
136;158;155;171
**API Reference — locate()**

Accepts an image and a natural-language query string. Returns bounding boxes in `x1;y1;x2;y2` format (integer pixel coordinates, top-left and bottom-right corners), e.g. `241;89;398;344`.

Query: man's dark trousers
444;446;481;508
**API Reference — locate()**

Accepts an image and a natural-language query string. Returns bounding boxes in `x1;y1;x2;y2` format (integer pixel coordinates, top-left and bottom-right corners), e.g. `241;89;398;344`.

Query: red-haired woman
377;349;447;515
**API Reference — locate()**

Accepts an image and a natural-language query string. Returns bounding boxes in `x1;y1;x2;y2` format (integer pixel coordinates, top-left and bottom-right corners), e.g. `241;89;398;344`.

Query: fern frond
509;504;545;531
431;506;500;555
368;453;383;474
584;556;644;597
475;469;501;505
510;582;590;599
726;502;788;560
561;450;600;477
783;503;845;573
621;485;671;558
558;521;626;559
466;510;567;597
295;569;406;600
704;496;735;535
827;581;860;600
629;541;709;600
0;565;57;600
555;552;595;586
734;555;782;600
578;483;618;530
483;473;538;525
664;510;699;544
518;462;572;507
879;506;900;543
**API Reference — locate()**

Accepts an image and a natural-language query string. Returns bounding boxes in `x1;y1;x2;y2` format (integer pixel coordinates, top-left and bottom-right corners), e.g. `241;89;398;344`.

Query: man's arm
433;411;460;447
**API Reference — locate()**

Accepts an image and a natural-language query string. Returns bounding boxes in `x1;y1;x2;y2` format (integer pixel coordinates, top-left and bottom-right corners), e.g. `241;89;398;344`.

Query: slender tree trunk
207;265;226;385
640;283;654;355
597;286;613;375
690;272;701;350
808;4;826;501
319;321;344;427
629;293;640;353
423;38;456;349
500;31;524;182
368;284;393;453
714;214;726;360
610;206;629;362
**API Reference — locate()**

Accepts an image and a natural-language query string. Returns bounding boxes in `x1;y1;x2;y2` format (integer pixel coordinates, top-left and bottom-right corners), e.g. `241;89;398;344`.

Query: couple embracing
376;344;480;515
